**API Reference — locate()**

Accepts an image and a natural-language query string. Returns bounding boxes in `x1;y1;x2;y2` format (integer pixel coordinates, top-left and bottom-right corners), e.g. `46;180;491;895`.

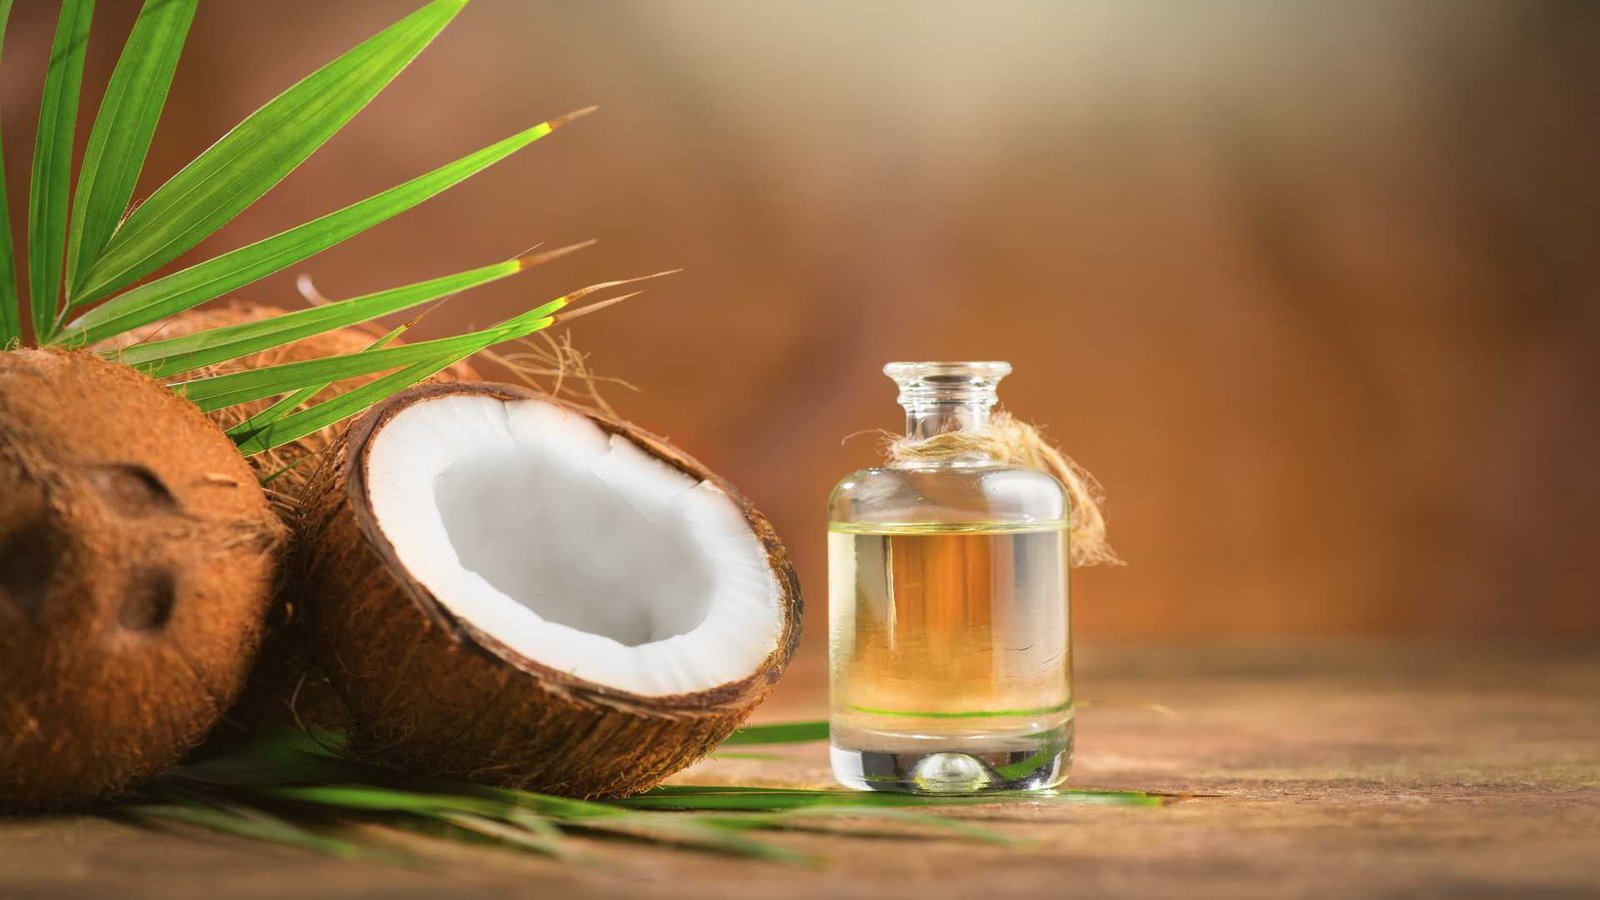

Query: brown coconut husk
296;382;802;798
101;301;481;733
220;588;350;735
0;350;284;810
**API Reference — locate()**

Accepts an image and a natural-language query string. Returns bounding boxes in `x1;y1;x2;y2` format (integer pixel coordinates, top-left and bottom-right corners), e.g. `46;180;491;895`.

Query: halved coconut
299;382;801;797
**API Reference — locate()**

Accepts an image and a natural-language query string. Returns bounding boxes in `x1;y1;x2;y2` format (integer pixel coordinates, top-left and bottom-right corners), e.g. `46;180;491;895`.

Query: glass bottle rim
883;361;1012;383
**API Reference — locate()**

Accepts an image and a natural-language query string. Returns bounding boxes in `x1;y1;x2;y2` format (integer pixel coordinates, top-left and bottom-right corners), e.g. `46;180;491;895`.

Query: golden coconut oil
828;362;1073;793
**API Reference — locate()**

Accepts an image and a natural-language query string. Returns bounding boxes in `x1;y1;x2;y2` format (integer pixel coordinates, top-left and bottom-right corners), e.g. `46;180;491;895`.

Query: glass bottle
828;361;1072;793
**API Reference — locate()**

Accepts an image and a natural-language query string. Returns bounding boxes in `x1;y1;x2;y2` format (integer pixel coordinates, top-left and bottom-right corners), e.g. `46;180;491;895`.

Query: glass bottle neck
903;401;993;441
885;361;1010;467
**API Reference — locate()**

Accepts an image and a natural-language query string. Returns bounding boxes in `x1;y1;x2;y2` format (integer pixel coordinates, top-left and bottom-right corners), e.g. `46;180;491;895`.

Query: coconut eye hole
0;521;66;621
118;568;177;632
89;464;179;517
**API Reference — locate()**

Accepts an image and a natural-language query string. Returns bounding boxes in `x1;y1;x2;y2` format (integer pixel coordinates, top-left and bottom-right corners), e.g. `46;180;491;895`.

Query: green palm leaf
227;285;658;457
110;241;589;377
0;0;19;346
0;0;629;464
65;0;196;296
55;112;586;348
227;343;489;456
260;784;511;817
172;269;658;412
251;783;804;863
70;0;467;305
27;0;93;341
438;811;568;860
176;307;562;413
115;260;503;377
122;726;1165;866
227;321;414;464
131;777;415;863
227;296;653;456
178;333;507;411
723;721;829;746
122;800;370;861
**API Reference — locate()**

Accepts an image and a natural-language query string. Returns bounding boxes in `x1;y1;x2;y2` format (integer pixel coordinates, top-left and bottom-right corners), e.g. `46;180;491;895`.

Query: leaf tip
555;289;644;324
516;239;597;269
548;105;599;130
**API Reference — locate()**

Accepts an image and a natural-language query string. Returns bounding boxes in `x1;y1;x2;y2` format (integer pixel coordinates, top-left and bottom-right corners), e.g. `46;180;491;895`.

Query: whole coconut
0;350;284;810
106;301;477;733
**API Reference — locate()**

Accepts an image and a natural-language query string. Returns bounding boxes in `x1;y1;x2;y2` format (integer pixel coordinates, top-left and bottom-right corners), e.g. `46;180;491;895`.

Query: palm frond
173;310;560;412
70;0;468;304
108;245;589;377
226;319;414;461
55;113;587;348
229;345;488;456
121;799;373;861
117;727;1168;867
0;0;631;461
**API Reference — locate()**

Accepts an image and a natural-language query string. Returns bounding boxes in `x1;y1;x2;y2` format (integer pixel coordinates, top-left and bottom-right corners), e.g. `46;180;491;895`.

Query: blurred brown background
5;1;1597;672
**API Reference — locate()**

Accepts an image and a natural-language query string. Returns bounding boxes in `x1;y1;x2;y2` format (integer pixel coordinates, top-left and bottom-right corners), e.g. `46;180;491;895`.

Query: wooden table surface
3;642;1597;899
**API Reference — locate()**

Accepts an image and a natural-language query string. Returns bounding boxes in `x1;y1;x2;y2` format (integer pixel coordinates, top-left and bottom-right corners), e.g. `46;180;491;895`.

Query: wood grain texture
2;642;1596;898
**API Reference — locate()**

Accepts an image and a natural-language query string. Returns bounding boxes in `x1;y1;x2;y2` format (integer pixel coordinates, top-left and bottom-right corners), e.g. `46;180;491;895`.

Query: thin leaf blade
178;329;509;411
27;0;94;341
260;784;511;817
117;725;1161;867
174;276;628;411
108;241;590;377
57;117;575;347
122;800;368;860
232;358;456;456
227;288;624;455
66;0;196;295
227;320;414;453
110;258;520;376
0;0;20;345
722;721;829;746
73;0;468;304
229;335;529;457
440;811;568;860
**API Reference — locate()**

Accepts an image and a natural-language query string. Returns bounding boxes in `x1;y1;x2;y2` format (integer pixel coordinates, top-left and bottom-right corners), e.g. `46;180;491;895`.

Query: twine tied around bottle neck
886;410;1121;567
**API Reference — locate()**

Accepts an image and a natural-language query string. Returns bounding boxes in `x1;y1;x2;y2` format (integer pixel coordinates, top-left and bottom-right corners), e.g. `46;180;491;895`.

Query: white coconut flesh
364;394;784;697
